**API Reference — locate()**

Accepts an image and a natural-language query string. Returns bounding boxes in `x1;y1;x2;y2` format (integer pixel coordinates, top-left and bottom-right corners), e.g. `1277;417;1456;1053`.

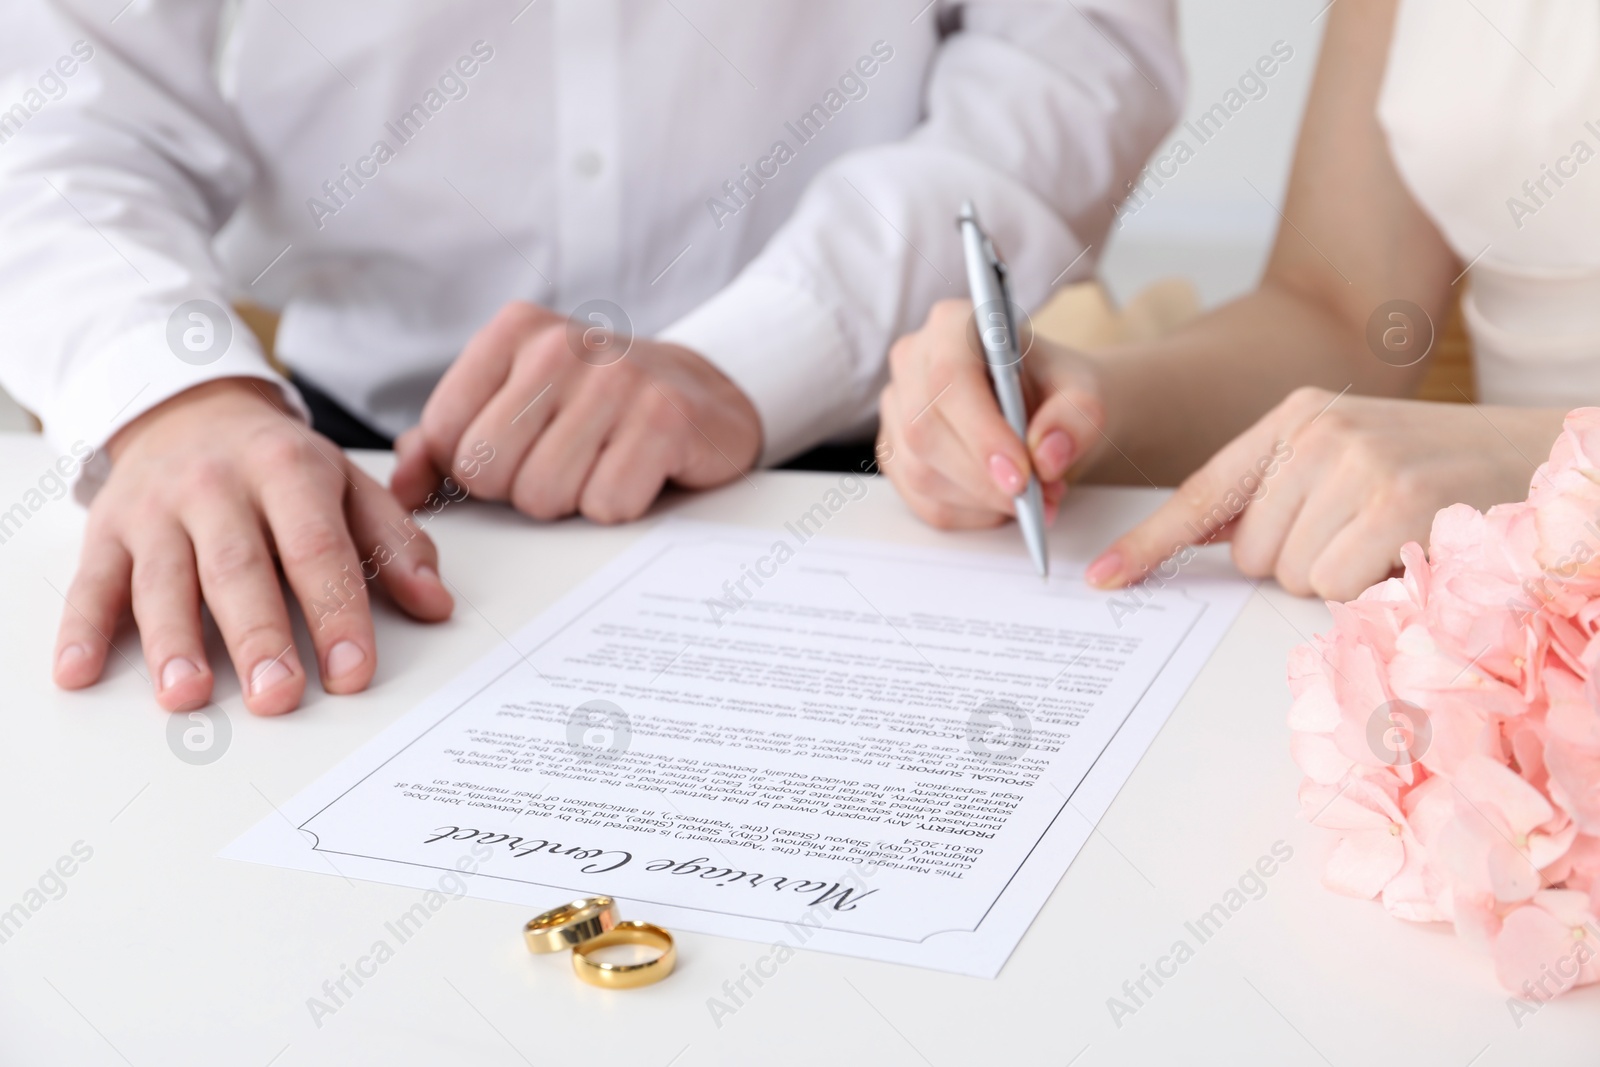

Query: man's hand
53;379;454;716
1087;388;1568;600
392;301;761;524
877;299;1105;529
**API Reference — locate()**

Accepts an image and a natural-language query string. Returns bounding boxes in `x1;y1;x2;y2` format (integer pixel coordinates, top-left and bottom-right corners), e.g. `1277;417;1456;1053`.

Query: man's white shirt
0;0;1180;490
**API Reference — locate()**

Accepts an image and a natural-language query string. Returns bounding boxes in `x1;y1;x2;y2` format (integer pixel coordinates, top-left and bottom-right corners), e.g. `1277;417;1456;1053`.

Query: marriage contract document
226;520;1249;977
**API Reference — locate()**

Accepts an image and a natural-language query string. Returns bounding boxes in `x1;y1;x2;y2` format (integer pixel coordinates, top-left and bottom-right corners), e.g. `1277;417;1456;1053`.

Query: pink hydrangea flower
1289;408;1600;997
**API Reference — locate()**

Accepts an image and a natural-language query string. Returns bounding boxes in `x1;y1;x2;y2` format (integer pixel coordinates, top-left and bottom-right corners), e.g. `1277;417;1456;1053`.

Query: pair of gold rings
523;896;676;989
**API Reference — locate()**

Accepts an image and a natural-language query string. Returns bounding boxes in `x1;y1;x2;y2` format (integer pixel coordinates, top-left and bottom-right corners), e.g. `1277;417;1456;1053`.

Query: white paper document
225;521;1249;977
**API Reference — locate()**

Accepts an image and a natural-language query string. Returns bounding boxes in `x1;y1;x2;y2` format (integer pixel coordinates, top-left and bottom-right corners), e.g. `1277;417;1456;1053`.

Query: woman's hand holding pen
881;300;1567;601
876;299;1105;530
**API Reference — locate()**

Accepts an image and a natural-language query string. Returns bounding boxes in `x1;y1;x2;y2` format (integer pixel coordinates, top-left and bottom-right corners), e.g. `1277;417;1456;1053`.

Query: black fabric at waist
288;371;394;451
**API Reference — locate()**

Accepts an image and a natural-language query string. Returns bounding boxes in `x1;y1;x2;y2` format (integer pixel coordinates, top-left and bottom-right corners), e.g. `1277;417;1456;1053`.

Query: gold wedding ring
523;896;618;954
571;921;677;989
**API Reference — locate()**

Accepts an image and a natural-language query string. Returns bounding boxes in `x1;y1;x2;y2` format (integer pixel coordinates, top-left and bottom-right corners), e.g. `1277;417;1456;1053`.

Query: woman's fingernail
1045;501;1059;527
326;640;367;680
57;644;89;671
1085;551;1124;588
416;563;439;582
988;454;1025;495
160;657;201;692
1035;431;1075;481
250;656;294;696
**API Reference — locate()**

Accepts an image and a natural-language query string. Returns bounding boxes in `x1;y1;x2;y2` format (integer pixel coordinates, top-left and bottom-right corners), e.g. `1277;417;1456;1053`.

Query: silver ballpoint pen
957;201;1049;577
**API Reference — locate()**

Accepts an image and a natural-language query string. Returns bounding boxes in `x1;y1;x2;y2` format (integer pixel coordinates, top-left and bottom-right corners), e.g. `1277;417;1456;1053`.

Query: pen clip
979;241;1017;342
958;203;1023;370
981;233;1007;283
960;204;1008;281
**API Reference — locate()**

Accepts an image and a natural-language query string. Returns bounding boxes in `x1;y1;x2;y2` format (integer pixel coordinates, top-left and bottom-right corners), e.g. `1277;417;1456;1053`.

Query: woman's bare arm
1085;0;1460;485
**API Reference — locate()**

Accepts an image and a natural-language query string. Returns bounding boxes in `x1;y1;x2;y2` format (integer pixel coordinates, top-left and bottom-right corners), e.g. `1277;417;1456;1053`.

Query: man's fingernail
416;563;439;582
326;640;366;680
160;657;201;692
250;656;294;696
1085;551;1124;588
57;644;89;671
1035;431;1075;480
988;454;1025;495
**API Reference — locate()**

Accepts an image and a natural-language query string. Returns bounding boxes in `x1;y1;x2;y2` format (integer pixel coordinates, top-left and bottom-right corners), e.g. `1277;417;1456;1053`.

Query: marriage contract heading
226;521;1248;976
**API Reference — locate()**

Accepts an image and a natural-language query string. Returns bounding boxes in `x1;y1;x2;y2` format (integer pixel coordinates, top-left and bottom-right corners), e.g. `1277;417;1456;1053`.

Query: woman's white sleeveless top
1377;0;1600;405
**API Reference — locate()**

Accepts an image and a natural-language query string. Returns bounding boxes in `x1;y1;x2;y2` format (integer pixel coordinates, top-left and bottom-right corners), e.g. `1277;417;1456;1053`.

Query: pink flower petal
1454;755;1555;837
1546;740;1600;836
1290;731;1353;785
1493;903;1586;996
1548;666;1600;749
1324;828;1405;899
1381;833;1451;922
1532;888;1595;928
1527;822;1578;871
1452;891;1502;954
1287;680;1342;733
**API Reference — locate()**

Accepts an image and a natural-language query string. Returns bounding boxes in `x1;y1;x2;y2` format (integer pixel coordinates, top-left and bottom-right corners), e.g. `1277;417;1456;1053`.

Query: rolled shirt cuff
657;274;856;467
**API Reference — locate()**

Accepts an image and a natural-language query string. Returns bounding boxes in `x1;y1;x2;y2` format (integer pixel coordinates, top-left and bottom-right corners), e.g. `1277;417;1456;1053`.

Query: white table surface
0;434;1593;1067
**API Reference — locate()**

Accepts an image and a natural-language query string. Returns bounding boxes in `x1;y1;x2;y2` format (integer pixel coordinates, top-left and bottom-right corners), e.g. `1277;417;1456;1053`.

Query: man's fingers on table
581;421;675;524
53;531;132;690
345;462;454;622
654;374;761;491
390;427;442;511
126;521;212;712
258;467;376;696
347;463;454;620
505;371;624;520
453;327;574;501
421;301;563;484
184;488;304;716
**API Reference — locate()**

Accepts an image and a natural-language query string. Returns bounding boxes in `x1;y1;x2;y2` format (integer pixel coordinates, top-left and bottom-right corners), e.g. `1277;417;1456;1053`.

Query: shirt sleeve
659;0;1184;466
0;2;305;501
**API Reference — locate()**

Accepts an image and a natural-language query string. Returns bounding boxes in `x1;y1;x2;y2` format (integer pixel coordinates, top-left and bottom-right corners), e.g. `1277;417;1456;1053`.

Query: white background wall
0;0;1326;435
1100;0;1328;308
